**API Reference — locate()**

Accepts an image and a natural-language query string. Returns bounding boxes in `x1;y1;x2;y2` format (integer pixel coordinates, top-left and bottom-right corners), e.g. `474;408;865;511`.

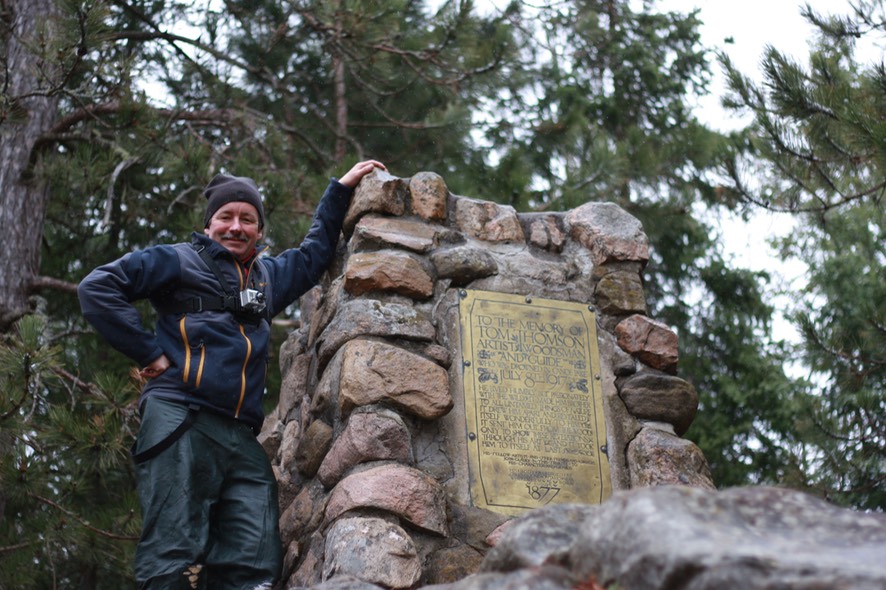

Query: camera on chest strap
239;288;266;315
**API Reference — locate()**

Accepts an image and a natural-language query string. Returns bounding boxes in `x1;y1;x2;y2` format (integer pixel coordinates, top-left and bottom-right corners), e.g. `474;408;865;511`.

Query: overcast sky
661;0;870;129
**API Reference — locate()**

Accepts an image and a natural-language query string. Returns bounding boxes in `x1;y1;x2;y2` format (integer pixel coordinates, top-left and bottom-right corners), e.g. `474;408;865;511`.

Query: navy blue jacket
78;179;352;431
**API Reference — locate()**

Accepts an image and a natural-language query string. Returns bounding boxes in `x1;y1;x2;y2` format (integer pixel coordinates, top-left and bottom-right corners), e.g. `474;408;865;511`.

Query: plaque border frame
458;289;611;515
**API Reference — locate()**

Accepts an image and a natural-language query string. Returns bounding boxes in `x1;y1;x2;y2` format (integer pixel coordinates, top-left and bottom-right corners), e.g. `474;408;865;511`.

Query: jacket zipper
178;316;205;387
179;317;191;384
235;324;252;418
233;260;251;418
195;345;205;388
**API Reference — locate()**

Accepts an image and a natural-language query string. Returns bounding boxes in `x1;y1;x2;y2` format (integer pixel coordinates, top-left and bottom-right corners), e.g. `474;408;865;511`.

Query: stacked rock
259;170;712;589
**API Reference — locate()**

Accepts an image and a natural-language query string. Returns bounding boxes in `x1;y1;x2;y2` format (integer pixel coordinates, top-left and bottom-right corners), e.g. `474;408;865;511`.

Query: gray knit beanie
203;174;265;228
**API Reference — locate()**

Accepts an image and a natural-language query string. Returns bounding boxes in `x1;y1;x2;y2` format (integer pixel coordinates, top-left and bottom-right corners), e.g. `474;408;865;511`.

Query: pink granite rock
615;314;678;373
325;464;448;535
409;171;448;221
317;409;414;487
351;215;438;253
523;213;567;252
343;250;434;299
454;197;525;243
567;202;649;265
627;426;715;490
344;170;407;235
338;339;452;419
323;516;422;588
295;419;333;477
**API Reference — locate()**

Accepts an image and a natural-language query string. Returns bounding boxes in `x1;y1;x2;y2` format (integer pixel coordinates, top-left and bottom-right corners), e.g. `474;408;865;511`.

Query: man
78;160;386;589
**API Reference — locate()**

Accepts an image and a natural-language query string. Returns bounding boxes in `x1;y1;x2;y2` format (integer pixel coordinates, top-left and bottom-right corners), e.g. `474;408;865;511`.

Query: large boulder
430;485;886;590
572;485;886;589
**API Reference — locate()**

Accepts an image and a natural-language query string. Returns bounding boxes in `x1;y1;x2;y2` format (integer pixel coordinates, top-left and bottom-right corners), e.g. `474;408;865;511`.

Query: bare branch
102;157;140;231
28;493;139;542
29;276;79;295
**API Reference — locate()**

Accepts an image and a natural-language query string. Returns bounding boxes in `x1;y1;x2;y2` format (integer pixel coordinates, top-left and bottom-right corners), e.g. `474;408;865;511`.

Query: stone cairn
258;170;715;589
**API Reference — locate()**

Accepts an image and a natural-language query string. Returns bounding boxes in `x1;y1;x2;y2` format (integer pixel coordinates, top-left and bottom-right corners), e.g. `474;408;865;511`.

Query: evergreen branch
167;185;203;215
27;493;138;541
46;101;237;136
107;0;261;78
0;1;89;106
0;540;36;555
356;97;450;130
366;41;504;86
51;367;141;442
245;104;336;165
726;147;886;213
111;29;258;76
44;328;92;348
340;55;422;98
51;367;106;400
26;102;240;177
801;317;883;377
0;377;31;421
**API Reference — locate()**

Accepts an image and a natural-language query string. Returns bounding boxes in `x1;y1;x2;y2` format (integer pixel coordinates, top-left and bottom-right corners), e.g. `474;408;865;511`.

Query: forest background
0;0;883;587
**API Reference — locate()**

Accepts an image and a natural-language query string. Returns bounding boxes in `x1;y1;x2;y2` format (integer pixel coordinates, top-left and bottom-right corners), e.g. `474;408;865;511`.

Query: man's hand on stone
339;160;387;188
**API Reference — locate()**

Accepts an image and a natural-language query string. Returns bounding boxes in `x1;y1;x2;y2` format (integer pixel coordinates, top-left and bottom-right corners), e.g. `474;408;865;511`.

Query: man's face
204;201;263;261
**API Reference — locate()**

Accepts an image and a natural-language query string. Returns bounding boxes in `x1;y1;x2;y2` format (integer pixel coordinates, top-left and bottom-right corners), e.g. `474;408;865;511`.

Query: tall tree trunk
0;0;61;331
332;4;348;164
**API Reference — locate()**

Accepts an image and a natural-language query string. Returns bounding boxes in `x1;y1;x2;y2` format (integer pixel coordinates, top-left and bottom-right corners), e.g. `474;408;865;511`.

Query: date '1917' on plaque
459;290;611;516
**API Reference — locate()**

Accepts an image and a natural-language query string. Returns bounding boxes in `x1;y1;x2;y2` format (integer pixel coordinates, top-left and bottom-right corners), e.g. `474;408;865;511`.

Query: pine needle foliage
1;315;141;588
721;0;885;509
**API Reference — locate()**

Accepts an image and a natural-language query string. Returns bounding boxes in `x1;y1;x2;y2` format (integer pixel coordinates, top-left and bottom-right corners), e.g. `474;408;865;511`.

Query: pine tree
721;0;885;509
1;1;518;585
0;0;62;330
1;315;142;588
477;0;802;492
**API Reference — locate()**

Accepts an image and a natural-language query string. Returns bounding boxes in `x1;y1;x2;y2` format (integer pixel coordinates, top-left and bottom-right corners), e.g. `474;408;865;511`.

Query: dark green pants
134;397;282;590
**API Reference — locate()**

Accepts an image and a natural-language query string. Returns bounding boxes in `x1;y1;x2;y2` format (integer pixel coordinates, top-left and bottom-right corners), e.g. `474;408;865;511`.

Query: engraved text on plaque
459;290;611;515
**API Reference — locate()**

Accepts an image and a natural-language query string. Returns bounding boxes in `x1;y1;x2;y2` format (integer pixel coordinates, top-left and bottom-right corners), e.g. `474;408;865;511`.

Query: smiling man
78;160;385;590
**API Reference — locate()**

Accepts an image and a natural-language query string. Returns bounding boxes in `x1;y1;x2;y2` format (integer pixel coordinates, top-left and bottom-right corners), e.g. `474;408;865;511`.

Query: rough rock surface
315;299;436;366
567;201;649;265
430;246;498;285
594;269;647;315
337;339;452;419
522;213;566;252
453;197;525;243
294;419;333;477
317;408;414;487
268;170;754;589
423;486;886;590
409;171;449;221
344;170;408;235
350;215;438;253
628;426;715;490
325;464;449;536
323;517;422;589
343;250;435;299
572;486;886;590
619;372;698;435
615;313;679;373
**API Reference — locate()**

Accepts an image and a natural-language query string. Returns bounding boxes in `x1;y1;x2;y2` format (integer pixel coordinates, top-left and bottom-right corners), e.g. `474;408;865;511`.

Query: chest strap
157;244;268;323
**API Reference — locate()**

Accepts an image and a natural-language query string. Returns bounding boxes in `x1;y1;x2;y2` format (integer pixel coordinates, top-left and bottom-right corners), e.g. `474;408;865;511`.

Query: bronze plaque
459;290;611;515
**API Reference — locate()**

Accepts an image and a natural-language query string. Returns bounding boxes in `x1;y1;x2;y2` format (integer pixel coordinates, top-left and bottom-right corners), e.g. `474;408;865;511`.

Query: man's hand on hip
139;354;170;379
